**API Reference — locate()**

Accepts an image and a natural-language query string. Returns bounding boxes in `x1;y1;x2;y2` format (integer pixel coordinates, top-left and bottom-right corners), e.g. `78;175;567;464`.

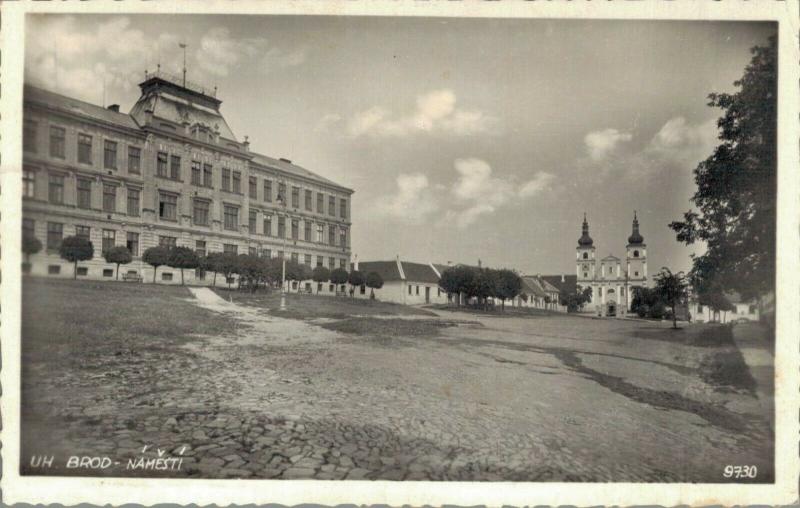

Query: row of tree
438;265;522;310
28;234;386;296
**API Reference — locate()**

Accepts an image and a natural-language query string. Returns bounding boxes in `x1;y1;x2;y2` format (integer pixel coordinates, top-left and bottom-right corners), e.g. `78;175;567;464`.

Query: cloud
519;171;556;198
315;113;343;132
375;173;439;224
646;116;718;161
347;89;494;138
195;27;268;77
584;128;633;161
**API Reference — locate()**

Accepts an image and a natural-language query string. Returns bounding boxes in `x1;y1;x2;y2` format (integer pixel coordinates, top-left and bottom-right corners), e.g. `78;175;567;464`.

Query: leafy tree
365;271;384;299
439;265;475;306
142;246;170;283
59;236;94;279
699;289;735;323
312;266;331;294
216;253;240;290
494;268;522;311
472;268;497;310
559;288;590;313
167;246;199;285
670;35;776;301
348;270;365;297
236;254;264;292
654;267;689;329
205;252;221;287
330;267;349;293
104;246;132;280
22;234;42;263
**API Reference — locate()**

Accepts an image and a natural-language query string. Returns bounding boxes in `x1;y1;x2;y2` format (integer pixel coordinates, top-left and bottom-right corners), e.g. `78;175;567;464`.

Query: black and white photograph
1;1;798;506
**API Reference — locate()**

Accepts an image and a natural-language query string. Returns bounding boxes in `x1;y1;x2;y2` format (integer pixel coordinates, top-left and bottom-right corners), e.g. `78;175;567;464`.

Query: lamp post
278;186;288;311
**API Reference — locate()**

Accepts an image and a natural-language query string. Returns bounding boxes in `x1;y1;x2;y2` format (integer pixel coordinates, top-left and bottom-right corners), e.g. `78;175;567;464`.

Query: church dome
628;212;644;245
578;214;594;247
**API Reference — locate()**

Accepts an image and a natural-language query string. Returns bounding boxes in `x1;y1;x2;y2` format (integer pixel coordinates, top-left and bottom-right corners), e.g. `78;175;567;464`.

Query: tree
473;268;498;310
654;267;689;329
670;35;776;302
439;265;475;306
205;252;222;287
216;253;240;290
104;246;132;280
365;271;384;299
22;234;42;263
494;269;522;311
312;266;331;294
699;289;735;323
59;236;94;279
559;288;590;313
330;267;349;293
348;270;365;297
142;246;171;283
167;246;199;285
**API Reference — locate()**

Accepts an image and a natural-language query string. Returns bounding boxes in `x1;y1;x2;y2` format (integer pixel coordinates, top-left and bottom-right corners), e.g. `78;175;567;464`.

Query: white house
689;291;761;323
355;258;449;305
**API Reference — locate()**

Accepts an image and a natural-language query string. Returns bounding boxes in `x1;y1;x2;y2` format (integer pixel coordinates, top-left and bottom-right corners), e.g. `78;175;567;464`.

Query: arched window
582;252;588;260
633;250;639;258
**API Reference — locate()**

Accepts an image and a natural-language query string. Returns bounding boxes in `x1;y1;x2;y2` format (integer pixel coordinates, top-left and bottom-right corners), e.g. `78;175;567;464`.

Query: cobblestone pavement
22;288;773;482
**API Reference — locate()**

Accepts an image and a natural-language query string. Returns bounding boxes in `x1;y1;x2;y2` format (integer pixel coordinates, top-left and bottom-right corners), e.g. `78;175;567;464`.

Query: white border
1;1;798;505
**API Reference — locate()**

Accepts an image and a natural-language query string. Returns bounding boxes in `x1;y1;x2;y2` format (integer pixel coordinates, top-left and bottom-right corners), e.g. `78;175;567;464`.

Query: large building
21;72;353;283
574;213;648;316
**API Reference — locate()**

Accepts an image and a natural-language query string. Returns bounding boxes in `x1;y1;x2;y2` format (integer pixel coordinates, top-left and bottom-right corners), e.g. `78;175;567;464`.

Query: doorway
425;286;430;303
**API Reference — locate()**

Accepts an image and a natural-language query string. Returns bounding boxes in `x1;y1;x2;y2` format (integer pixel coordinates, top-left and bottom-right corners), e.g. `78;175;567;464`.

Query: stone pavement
21;289;774;482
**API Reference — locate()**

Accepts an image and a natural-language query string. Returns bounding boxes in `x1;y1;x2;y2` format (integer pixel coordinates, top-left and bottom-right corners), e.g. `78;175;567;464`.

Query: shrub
142;246;171;283
59;236;94;279
104;246;133;280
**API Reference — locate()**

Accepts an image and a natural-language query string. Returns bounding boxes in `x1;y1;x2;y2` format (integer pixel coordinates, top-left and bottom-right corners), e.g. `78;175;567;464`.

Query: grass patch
320;317;456;339
631;323;736;348
427;303;558;318
699;349;757;394
212;288;436;319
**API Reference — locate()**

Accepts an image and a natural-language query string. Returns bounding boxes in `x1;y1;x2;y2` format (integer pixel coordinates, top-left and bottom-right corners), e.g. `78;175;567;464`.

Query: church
575;213;648;317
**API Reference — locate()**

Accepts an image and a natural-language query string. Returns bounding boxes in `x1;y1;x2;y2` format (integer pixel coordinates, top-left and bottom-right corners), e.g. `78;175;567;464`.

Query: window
102;229;115;254
77;134;93;164
191;161;202;185
598;287;603;297
328;257;335;269
329;284;334;292
77;267;88;277
317;193;323;213
291;252;299;264
162;273;173;281
104;140;118;169
102;184;116;213
360;285;366;295
158;192;177;221
633;250;639;258
156;152;168;177
731;307;738;315
249;209;257;233
749;304;757;314
264;215;272;236
584;272;588;278
23;120;37;153
249;247;258;256
340;259;346;269
634;271;639;277
223;243;237;255
277;251;284;259
278;183;287;204
193;199;210;226
48;174;64;204
127;232;139;256
128;146;141;173
328;226;336;246
329;196;336;216
48;265;61;275
203;163;213;187
46;222;63;250
416;285;420;295
339;227;347;248
316;256;323;267
224;205;239;230
159;236;177;249
408;285;412;295
170;155;181;180
49;126;66;159
278;216;286;238
291;186;300;208
249;177;258;199
222;168;231;191
304;254;312;266
304;221;312;242
195;240;206;258
262;248;272;259
316;224;324;243
698;305;705;313
78;178;92;209
101;268;113;277
340;198;347;219
305;190;312;210
75;225;91;241
232;171;241;193
291;219;299;240
23;169;36;198
582;252;588;260
22;219;35;239
127;188;140;216
264;180;273;202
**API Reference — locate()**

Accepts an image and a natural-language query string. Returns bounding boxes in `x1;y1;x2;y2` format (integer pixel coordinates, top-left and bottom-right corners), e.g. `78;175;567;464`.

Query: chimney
353;253;359;271
243;135;250;152
561;274;565;283
279;157;292;164
107;104;120;112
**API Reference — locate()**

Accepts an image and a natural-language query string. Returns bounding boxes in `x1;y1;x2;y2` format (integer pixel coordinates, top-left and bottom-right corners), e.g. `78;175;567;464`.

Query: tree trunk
116;264;120;280
213;271;217;287
672;303;677;329
180;268;185;285
74;260;78;279
153;266;158;283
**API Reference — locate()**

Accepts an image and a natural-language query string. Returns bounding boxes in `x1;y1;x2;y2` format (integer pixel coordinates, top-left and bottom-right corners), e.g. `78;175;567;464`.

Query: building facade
354;258;449;305
575;213;648;316
21;72;353;283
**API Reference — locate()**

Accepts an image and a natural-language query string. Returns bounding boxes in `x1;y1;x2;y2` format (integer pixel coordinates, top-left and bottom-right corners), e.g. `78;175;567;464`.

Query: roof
601;255;621;261
520;277;547;298
357;261;402;282
129;90;238;142
401;261;440;284
541;274;578;294
250;152;351;192
24;85;141;131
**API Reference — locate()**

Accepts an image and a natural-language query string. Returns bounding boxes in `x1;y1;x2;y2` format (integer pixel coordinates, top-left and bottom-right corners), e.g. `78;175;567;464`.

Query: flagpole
180;42;187;88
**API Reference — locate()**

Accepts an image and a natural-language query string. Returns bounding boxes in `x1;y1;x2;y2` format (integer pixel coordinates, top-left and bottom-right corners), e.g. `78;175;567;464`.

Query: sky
24;15;776;276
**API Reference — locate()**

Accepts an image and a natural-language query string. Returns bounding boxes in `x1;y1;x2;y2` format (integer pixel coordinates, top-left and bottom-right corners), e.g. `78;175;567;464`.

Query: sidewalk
731;322;774;399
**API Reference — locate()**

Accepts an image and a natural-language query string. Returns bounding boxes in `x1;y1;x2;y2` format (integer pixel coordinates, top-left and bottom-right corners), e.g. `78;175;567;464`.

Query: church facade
575;213;648;316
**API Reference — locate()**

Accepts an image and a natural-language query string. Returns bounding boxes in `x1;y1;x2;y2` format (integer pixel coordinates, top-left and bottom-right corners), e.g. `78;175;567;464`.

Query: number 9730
723;465;757;479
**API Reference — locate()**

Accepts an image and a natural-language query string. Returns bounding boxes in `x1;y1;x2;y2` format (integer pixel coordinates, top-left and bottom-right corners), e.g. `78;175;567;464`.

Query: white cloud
314;113;343;132
647;116;718;160
347;89;494;138
195;27;267;77
584;128;633;161
375;173;439;224
519;171;556;198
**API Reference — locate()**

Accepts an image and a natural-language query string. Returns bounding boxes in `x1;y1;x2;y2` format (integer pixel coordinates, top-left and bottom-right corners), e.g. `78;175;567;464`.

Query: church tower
576;213;596;285
626;211;647;288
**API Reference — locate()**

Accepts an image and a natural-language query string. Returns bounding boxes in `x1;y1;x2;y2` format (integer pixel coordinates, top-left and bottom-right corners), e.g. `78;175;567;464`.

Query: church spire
627;211;644;245
578;213;594;247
